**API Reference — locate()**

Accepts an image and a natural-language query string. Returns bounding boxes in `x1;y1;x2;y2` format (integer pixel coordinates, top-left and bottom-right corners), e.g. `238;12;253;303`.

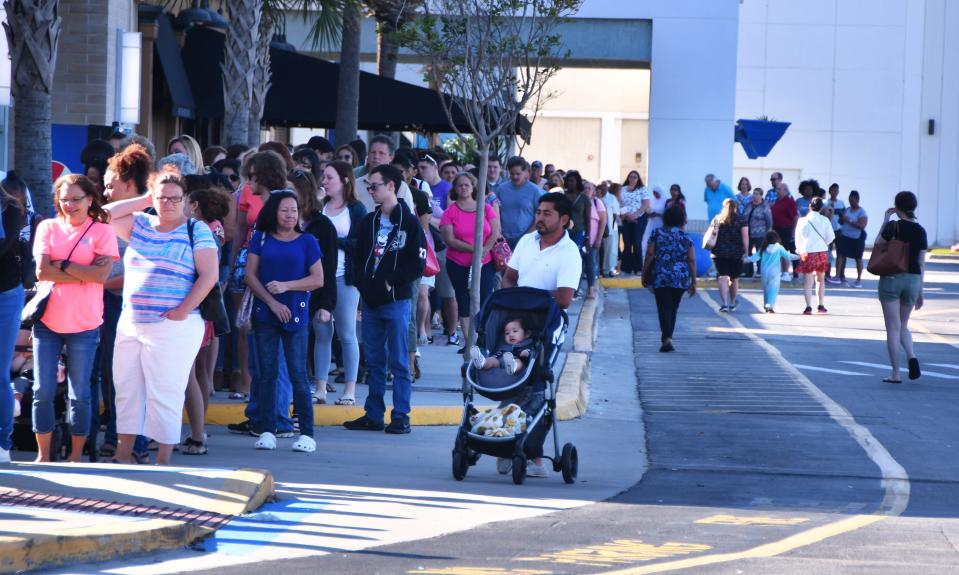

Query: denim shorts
878;273;921;306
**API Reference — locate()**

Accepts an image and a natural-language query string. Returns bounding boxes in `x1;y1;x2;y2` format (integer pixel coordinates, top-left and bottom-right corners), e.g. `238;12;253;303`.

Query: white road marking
700;292;910;516
839;361;959;380
929;363;959;370
794;364;869;376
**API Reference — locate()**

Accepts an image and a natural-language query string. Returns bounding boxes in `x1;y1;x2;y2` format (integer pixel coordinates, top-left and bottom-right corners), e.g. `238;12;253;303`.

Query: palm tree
2;0;62;217
334;0;361;144
249;12;274;147
366;0;422;79
222;0;262;146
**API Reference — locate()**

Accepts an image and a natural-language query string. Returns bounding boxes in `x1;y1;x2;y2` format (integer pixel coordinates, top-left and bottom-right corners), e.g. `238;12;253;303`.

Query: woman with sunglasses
32;175;119;462
334;144;359;168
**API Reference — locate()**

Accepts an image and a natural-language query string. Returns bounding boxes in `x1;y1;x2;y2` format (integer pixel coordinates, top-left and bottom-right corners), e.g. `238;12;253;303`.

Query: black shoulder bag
21;220;94;329
187;219;231;336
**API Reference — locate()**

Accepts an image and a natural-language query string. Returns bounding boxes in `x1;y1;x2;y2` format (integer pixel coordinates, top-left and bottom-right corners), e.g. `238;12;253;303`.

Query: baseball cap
531;160;543;169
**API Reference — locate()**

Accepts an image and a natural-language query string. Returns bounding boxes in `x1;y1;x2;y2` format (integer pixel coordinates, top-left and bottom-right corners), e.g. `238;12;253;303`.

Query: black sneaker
228;419;256;435
385;419;411;434
343;415;385;431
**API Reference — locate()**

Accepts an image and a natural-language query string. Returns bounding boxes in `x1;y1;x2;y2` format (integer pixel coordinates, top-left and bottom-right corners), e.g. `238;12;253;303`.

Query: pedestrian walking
245;191;324;452
795;197;835;314
501;192;580;477
743;231;799;312
642;206;696;352
708;198;749;312
31;175;118;463
836;190;868;287
105;169;217;466
344;165;425;435
877;192;927;384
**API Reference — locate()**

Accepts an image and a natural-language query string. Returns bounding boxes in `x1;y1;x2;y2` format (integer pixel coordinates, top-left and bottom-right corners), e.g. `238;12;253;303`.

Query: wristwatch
59;261;71;272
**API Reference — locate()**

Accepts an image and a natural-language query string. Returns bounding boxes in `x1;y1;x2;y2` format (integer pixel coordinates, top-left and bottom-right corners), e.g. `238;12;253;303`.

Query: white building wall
736;0;959;246
572;0;740;224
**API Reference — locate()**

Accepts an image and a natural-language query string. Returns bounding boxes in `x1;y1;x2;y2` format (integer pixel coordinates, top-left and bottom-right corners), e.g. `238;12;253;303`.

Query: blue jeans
32;322;100;436
0;285;24;451
252;324;313;437
570;230;596;288
362;299;412;424
245;333;294;431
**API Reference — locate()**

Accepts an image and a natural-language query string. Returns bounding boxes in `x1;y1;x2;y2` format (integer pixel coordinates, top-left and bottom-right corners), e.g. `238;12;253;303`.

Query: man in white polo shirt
502;192;581;309
498;192;580;479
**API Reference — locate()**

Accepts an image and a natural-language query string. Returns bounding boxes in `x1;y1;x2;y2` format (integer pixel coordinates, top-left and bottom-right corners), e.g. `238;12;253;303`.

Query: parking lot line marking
694;514;810;526
794;364;869;376
699;291;910;517
595;514;885;575
515;540;712;568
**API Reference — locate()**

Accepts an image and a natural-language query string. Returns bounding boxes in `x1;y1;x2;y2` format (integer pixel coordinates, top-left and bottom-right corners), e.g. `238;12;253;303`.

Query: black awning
182;27;531;137
155;13;195;118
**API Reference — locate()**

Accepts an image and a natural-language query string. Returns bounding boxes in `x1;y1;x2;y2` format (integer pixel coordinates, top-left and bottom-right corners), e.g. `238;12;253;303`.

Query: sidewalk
203;293;591;427
0;464;273;574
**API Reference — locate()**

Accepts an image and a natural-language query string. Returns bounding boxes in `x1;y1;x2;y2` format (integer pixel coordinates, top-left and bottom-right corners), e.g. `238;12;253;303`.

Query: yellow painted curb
555;351;589;420
215;468;276;516
573;296;598;352
199;403;466;427
0;518;212;574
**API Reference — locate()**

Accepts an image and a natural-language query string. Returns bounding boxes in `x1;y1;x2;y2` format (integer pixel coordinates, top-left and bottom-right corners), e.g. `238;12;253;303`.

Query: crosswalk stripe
794;364;869;376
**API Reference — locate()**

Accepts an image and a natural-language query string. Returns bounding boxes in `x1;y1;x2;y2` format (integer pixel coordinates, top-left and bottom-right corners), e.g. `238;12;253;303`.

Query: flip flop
335;397;355;406
908;358;921;380
325;383;336;393
882;377;902;384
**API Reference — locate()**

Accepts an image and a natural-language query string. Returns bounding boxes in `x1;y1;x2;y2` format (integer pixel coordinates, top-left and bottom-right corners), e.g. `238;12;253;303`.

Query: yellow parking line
594;515;885;575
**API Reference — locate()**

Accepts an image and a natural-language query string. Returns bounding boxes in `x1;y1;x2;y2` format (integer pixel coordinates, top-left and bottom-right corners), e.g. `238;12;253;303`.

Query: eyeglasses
58;196;87;205
337;154;353;162
156;195;184;204
366;182;387;192
420;154;437;165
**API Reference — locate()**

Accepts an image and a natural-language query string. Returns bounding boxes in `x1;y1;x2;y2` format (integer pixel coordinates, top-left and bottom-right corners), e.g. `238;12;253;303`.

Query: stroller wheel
511;455;526;485
452;450;468;481
561;443;578;484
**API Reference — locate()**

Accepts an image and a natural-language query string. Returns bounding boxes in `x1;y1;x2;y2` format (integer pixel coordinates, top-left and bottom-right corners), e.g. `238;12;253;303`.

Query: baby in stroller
468;317;534;375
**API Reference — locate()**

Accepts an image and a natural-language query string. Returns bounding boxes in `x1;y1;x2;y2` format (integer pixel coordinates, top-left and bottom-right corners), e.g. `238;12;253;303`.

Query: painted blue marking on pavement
203;498;331;555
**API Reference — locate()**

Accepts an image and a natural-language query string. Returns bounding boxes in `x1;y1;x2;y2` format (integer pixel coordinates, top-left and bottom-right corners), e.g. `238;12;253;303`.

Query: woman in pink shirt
32;175;118;462
440;172;501;346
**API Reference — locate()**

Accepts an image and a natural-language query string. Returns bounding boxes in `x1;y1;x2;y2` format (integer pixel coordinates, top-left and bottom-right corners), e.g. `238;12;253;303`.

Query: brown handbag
867;221;909;277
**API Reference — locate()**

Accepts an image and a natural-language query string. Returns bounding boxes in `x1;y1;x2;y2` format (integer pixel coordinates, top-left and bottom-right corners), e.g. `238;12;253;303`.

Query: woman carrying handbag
876;192;927;384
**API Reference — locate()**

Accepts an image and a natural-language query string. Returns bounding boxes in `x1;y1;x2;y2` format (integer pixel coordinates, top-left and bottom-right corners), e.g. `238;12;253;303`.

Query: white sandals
254;432;276;450
292;435;316;453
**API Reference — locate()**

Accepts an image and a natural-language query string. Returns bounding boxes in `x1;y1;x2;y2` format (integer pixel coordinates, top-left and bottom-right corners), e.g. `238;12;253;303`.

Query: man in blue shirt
765;172;783;204
495;156;545;249
703;174;735;221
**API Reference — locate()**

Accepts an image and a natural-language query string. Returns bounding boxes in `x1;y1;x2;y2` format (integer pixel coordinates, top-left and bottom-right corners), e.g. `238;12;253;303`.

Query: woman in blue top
246;191;324;452
642;206;697;353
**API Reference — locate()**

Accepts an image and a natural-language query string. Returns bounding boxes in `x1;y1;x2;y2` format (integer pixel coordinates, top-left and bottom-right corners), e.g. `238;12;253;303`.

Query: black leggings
654;287;686;342
446;259;496;317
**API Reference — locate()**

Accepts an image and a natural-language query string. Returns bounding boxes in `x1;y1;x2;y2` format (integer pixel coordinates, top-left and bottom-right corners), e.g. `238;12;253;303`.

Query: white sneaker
469;346;486;370
292;435;316;453
254;432;276;450
496;457;512;474
502;352;517;374
526;460;549;478
781;272;792;282
0;448;10;464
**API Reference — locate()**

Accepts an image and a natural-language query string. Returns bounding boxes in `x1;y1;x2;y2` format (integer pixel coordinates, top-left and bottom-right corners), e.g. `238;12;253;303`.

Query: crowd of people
0;129;930;466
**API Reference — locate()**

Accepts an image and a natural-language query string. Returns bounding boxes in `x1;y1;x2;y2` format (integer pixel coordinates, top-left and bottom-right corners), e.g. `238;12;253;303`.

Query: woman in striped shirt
104;168;219;465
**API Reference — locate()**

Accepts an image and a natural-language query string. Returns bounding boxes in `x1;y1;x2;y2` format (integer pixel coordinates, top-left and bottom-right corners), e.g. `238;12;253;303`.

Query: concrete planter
735;119;791;159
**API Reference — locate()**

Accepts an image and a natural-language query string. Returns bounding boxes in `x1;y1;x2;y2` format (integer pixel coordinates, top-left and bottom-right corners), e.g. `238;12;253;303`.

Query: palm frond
279;0;361;52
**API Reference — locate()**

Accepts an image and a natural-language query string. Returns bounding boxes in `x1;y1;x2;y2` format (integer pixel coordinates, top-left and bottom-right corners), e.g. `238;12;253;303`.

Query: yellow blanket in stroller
470;404;528;438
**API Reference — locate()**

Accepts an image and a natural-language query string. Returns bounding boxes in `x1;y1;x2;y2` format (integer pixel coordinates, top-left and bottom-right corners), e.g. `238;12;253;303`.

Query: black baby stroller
451;287;577;485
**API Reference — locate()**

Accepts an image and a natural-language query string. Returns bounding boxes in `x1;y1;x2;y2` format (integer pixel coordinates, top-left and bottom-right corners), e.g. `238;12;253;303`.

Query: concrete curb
0;468;275;574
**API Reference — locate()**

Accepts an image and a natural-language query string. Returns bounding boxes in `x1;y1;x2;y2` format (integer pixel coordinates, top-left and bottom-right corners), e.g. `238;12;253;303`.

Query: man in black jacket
344;165;426;434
